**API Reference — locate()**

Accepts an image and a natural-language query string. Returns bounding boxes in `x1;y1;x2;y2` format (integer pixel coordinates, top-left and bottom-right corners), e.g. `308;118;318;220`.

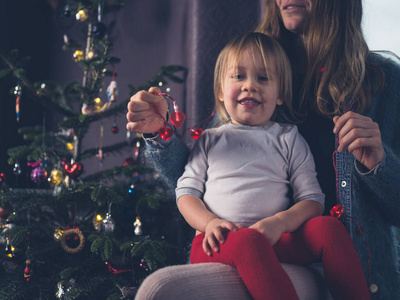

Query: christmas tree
0;1;189;299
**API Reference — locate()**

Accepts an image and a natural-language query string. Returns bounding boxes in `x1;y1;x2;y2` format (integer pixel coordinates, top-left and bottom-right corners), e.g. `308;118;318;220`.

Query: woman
127;0;400;298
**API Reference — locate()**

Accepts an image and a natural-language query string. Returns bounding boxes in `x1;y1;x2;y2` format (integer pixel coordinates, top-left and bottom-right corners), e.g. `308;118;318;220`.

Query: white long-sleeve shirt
176;122;325;227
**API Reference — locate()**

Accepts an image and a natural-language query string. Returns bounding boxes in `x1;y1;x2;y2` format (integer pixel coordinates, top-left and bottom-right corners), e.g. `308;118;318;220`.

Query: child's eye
232;74;244;80
258;76;269;81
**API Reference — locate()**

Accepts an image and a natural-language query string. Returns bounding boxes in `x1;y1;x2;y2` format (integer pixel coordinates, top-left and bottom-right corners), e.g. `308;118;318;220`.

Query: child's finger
220;221;238;233
204;234;220;254
202;238;212;256
213;229;226;244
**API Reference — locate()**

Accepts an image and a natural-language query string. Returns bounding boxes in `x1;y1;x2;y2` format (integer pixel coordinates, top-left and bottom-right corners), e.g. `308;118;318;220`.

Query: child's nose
242;78;257;92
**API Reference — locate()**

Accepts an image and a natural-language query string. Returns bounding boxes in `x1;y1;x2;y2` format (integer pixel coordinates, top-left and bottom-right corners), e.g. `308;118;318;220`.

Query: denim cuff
143;132;172;150
354;153;386;176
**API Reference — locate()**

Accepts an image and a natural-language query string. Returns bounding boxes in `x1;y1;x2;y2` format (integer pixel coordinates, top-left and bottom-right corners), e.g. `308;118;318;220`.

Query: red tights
190;216;370;300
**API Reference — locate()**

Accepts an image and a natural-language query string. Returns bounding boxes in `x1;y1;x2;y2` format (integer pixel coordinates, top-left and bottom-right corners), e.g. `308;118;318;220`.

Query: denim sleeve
144;134;190;192
354;145;400;227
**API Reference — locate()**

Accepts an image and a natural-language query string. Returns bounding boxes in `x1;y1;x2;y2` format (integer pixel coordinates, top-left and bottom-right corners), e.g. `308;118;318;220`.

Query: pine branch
83;165;154;182
80;140;129;160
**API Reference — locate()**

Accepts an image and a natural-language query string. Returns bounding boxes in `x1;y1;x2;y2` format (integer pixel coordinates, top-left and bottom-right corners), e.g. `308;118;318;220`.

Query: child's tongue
240;99;259;108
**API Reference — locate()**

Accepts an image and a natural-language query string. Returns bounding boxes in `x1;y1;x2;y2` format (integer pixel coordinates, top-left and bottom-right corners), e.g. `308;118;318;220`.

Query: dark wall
1;0;263;181
0;0;53;186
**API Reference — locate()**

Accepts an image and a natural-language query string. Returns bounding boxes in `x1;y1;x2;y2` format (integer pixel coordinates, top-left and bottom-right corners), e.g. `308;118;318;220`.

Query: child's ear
277;98;284;106
218;94;224;102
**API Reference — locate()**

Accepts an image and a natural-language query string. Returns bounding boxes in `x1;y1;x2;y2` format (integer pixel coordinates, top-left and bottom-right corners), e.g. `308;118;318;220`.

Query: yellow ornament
76;9;89;22
53;229;65;241
94;97;103;110
49;170;65;187
73;50;84;62
65;142;74;155
93;214;103;232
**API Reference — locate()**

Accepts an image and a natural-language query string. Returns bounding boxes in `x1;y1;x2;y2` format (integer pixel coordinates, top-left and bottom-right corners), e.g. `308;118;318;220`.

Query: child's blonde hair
214;32;295;124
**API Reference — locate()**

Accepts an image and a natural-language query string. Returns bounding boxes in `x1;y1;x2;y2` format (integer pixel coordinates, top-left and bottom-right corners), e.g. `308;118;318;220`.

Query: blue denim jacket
144;54;400;299
334;54;400;299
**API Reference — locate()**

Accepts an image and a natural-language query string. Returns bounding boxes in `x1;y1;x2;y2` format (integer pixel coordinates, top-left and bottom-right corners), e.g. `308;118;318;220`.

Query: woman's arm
126;87;190;191
250;200;323;245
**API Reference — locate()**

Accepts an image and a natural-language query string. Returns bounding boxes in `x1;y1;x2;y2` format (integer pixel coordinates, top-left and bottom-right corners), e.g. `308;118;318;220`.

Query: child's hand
126;87;168;133
203;218;242;256
249;216;285;246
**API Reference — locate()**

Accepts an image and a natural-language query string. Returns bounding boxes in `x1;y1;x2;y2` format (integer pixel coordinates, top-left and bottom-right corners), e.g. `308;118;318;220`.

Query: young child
176;32;370;300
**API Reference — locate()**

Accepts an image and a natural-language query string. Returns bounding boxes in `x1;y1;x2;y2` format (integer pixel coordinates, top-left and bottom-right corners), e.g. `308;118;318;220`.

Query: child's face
219;49;283;126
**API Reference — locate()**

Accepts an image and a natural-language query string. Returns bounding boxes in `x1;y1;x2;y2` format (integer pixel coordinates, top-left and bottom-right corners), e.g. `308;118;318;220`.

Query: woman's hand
249;216;285;246
333;111;384;170
203;219;242;256
126;87;168;133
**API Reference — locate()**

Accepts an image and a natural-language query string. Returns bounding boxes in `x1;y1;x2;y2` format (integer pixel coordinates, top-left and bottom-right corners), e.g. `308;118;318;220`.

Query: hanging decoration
30;166;47;184
105;261;132;275
133;217;142;236
14;83;22;122
24;260;32;282
128;184;135;194
106;81;118;102
92;22;107;39
102;213;115;233
102;203;115;233
28;161;48;184
60;228;85;254
330;204;344;219
106;66;118;102
111;124;119;134
56;279;78;299
5;236;15;258
94;97;103;110
93;214;103;232
0;203;12;219
152;93;215;141
92;1;107;40
73;50;84;62
76;9;89;22
132;139;141;162
0;172;6;184
48;169;65;187
97;123;104;162
86;47;99;60
53;228;64;242
63;159;83;179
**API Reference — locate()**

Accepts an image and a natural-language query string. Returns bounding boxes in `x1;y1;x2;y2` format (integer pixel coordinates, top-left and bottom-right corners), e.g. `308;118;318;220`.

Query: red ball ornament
330;204;344;219
0;172;6;183
64;162;83;179
31;166;47;184
111;125;119;134
0;203;12;218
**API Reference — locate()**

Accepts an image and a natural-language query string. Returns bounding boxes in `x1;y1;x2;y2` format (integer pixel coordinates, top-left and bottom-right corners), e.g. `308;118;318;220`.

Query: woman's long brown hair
257;0;384;118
